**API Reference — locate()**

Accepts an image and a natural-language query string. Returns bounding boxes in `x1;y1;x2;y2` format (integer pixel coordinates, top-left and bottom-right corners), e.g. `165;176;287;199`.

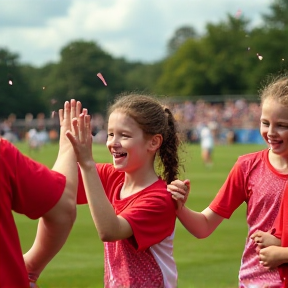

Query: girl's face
106;111;153;172
260;98;288;157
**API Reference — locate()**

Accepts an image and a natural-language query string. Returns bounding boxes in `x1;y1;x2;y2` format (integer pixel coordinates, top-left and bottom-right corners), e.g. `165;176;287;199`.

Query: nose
106;136;121;148
267;125;276;136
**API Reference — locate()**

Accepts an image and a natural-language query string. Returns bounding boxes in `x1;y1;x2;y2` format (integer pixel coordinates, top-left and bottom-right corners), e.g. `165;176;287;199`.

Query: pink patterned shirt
77;163;177;288
209;149;288;288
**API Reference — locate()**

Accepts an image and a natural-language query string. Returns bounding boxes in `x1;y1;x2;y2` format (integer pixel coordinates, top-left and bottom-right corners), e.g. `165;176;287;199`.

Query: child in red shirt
0;100;80;288
68;94;182;287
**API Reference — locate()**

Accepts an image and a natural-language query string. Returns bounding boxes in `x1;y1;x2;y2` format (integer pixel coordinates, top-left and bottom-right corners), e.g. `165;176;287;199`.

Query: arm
168;179;224;238
24;100;79;280
66;110;133;242
177;206;224;238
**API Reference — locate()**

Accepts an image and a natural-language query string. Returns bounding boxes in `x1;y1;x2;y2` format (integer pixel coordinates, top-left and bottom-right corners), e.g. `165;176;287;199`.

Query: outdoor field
14;142;267;288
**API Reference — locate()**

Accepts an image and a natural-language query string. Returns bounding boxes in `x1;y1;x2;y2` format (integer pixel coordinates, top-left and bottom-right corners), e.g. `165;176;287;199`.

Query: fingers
170;191;185;200
59;109;64;124
70;99;76;120
68;114;91;143
167;185;186;196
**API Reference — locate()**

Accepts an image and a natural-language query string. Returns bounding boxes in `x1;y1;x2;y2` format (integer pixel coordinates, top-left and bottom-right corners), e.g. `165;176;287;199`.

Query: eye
107;133;114;137
261;121;269;127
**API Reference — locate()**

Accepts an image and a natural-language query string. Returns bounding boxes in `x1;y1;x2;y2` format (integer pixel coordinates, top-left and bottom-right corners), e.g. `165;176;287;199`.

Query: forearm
177;206;223;238
24;204;76;277
52;149;78;201
25;148;78;277
80;164;121;241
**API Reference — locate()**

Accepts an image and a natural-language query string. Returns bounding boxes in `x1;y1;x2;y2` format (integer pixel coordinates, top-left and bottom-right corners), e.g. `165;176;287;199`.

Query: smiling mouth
268;139;283;145
113;152;127;158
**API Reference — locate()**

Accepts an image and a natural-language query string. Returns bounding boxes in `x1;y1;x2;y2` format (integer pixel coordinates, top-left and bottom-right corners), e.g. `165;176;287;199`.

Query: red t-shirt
77;163;177;288
272;183;288;288
209;149;287;287
0;138;66;288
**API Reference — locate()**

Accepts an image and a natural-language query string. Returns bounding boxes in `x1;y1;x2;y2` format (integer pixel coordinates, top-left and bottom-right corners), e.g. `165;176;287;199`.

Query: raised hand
58;99;82;151
66;113;94;169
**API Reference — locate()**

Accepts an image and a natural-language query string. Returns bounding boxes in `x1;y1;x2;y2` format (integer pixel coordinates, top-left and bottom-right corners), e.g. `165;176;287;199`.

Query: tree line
0;0;287;119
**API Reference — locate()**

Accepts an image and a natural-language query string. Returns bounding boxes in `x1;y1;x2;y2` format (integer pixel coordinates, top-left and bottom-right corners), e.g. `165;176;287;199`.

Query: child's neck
269;150;288;174
120;171;159;199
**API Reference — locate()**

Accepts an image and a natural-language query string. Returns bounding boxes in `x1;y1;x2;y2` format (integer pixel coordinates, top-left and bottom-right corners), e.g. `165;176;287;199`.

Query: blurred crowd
169;98;261;144
0;98;261;146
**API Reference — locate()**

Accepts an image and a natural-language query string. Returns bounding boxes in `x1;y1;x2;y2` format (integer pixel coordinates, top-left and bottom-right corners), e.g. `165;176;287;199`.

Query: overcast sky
0;0;272;67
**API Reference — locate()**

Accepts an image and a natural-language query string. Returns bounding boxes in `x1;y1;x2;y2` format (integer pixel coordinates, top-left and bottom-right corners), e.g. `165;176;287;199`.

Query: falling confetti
282;58;285;61
42;86;46;90
97;73;107;86
51;111;56;118
247;47;250;51
8;80;13;85
51;99;57;105
235;9;242;19
256;53;263;60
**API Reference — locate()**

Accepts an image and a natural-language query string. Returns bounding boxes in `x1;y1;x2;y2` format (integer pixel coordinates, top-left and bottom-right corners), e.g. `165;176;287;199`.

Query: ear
148;134;163;152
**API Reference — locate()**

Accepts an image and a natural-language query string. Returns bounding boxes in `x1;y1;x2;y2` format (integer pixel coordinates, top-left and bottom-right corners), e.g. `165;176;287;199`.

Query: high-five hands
66;110;95;169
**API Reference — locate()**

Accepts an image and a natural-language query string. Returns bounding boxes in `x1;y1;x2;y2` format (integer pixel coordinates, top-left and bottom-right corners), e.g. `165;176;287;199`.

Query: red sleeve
1;139;65;219
209;158;247;219
76;163;112;204
120;181;176;251
271;187;287;240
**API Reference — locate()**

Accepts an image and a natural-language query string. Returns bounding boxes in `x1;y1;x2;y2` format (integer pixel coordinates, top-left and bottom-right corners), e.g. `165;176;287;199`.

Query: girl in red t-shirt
169;75;288;288
67;94;183;288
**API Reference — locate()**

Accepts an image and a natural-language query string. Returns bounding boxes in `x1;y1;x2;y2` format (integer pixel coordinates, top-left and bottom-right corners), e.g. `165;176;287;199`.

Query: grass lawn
14;142;266;288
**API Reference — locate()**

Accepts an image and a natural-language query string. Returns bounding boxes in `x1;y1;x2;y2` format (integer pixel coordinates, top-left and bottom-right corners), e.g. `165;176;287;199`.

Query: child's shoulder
238;149;267;162
235;149;268;172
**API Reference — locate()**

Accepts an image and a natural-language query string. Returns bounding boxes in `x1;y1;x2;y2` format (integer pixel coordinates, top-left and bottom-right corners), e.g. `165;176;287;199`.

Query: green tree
41;40;126;115
167;26;198;55
0;48;44;118
262;0;288;29
156;15;253;97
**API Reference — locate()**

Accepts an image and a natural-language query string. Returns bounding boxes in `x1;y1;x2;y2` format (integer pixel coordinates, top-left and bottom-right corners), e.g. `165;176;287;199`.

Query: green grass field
14;142;267;288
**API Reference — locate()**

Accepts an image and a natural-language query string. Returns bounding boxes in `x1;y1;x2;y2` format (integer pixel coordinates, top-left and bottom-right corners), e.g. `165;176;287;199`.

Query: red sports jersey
272;183;288;288
0;138;65;288
209;149;288;288
77;163;177;287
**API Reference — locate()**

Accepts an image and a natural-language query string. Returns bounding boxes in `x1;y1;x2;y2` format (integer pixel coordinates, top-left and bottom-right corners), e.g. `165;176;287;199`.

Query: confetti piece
51;99;57;105
247;47;250;51
97;73;107;86
235;9;242;19
8;80;13;85
282;58;285;61
256;53;263;60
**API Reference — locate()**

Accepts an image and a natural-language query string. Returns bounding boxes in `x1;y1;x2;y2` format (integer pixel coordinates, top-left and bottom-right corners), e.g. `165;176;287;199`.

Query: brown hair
108;93;182;183
260;74;288;106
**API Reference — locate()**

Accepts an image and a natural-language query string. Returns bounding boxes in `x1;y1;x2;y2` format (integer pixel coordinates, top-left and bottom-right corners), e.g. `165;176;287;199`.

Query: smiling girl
169;75;288;288
67;93;182;288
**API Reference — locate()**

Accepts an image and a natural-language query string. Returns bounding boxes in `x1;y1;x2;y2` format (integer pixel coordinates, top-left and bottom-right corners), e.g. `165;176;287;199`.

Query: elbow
98;231;116;242
195;233;210;239
63;199;77;226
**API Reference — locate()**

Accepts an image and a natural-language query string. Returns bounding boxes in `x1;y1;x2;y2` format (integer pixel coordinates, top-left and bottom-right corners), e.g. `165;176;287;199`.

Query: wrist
79;160;96;171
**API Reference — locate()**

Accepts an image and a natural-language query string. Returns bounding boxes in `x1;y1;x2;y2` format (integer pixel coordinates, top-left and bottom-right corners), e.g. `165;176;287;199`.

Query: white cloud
0;0;272;66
